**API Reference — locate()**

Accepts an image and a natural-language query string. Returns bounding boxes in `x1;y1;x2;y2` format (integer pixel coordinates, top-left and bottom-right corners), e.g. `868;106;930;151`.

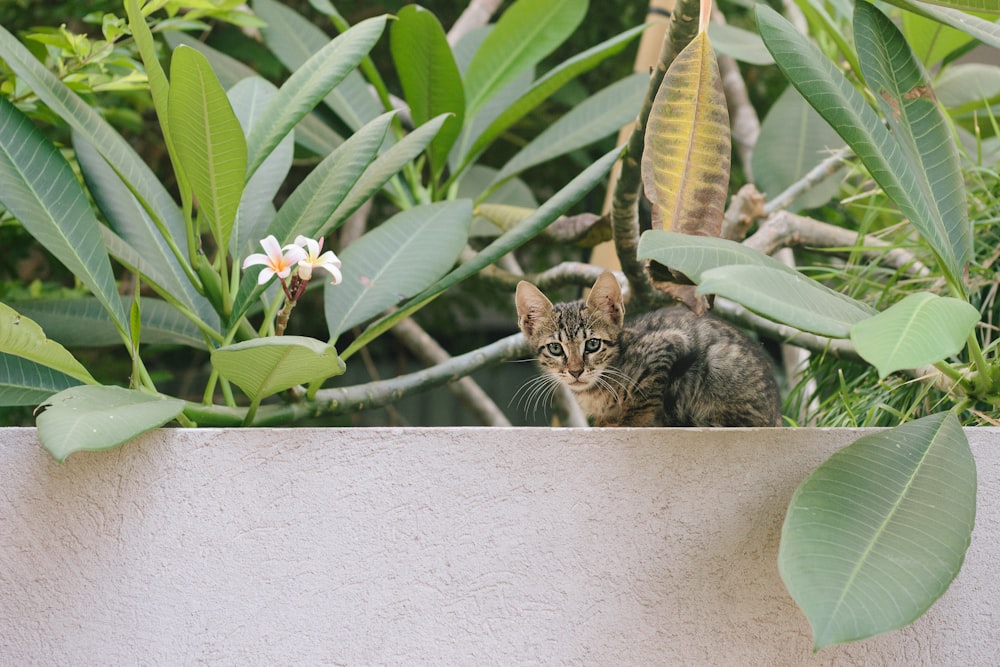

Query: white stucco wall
1;426;998;665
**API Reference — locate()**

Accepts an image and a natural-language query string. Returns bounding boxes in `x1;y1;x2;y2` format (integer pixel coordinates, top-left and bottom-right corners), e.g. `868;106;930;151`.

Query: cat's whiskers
511;373;561;420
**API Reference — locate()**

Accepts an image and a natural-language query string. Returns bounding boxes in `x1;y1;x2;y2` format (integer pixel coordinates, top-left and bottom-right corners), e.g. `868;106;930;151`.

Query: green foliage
779;412;976;649
0;0;631;444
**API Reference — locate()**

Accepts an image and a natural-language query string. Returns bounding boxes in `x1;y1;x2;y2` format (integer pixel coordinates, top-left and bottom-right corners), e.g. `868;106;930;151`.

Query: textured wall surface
1;427;998;665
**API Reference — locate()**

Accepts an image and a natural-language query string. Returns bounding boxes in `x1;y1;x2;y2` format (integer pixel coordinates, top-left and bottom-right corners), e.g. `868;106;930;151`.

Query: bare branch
764;146;851;215
391;317;512;426
447;0;503;45
746;210;930;276
185;333;532;427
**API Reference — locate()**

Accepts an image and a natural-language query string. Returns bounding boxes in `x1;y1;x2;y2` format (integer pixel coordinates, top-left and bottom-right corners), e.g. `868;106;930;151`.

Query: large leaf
36;385;186;462
168;45;248;258
244;14;387;178
850;292;979;378
73;134;211;323
637;229;800;280
490;71;648;193
756;4;968;290
0;23;187;259
854;2;971;285
642;31;730;235
343;144;624;358
696;265;875;338
231;112;396;322
462;0;587;118
751;86;845;211
322;114;451;237
0;97;129;338
211;335;345;401
892;0;1000;16
162;31;345;156
779;412;976;649
708;22;774;65
0;303;95;384
253;0;382;132
898;0;1000;49
901;8;976;66
229;77;294;260
462;23;646;172
325;200;473;338
11;298;210;350
0;354;82;407
390;5;465;181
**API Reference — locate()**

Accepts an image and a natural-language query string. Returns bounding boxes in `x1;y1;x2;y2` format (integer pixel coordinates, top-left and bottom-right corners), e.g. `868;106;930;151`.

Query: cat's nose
569;369;584;379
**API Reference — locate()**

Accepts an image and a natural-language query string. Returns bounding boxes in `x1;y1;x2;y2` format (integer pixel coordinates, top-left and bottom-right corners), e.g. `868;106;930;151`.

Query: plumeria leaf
36;385;185;462
696;265;875;338
0;98;129;341
211;335;346;401
0;303;96;384
325;200;473;338
780;412;976;649
168;45;248;258
244;14;387;178
254;0;383;132
850;292;979;378
0;354;82;407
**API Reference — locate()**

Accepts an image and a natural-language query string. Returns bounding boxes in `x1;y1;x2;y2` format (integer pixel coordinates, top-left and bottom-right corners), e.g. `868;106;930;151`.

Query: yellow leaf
641;31;730;237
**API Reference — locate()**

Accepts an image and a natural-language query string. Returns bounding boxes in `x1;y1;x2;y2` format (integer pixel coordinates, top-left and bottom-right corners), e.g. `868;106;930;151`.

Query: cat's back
621;305;782;427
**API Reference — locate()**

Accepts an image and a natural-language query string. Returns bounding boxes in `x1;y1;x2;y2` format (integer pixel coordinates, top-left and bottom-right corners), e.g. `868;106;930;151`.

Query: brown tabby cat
515;272;782;427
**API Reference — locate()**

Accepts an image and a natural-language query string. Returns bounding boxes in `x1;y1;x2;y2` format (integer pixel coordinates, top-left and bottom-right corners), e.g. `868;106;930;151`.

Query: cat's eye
584;338;602;353
546;342;564;356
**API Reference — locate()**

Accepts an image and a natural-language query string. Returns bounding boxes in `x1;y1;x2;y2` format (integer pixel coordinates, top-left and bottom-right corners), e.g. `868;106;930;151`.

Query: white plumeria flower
293;235;342;284
242;235;307;285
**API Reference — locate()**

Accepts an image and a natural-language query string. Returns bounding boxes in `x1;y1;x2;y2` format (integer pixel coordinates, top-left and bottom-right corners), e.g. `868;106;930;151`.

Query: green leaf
490;71;647;193
892;0;1000;16
323;114;451;237
708;22;774;65
637;229;800;281
897;0;1000;49
11;297;210;350
0;97;129;338
0;23;187;258
756;4;968;291
463;0;587;118
168;45;248;257
854;1;971;285
74;134;212;323
850;292;979;378
901;8;975;66
245;14;387;178
229;77;293;260
232;112;396;322
391;4;464;180
36;386;185;462
935;63;1000;111
697;265;875;338
325;200;473;338
253;0;382;132
343;143;623;358
462;22;645;171
0;354;82;407
0;302;96;384
779;412;976;649
211;335;345;401
751;86;845;211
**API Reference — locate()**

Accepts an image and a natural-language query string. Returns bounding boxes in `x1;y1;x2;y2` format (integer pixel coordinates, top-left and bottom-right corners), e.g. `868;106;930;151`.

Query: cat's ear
515;281;554;338
586;272;624;327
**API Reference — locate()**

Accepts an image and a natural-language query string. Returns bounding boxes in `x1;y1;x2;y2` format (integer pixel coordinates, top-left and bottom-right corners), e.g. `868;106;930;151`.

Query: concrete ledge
2;427;998;664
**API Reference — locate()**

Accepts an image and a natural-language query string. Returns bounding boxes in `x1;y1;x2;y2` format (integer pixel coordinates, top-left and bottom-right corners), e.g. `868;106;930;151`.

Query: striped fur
515;272;782;427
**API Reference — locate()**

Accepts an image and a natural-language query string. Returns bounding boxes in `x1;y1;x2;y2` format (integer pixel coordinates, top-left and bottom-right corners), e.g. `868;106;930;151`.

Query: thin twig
763;146;852;215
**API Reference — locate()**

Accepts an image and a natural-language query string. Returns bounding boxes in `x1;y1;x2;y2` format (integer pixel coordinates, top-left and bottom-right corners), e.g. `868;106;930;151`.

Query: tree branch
184;333;532;426
391;316;512;426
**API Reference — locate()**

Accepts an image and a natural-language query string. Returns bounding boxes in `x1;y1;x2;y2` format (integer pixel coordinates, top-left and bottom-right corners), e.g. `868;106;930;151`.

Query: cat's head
515;272;624;392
